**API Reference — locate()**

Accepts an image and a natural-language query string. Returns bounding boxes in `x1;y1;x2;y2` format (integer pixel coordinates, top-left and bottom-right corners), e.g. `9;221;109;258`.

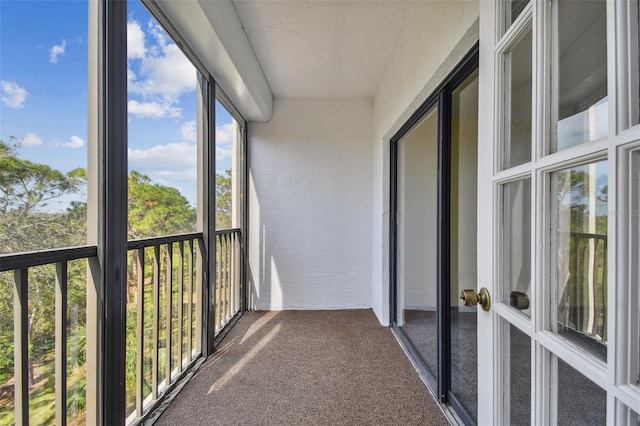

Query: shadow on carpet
156;310;449;425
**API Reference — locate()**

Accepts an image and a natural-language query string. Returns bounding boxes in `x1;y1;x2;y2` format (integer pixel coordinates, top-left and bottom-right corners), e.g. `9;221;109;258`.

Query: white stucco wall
244;2;480;320
370;2;479;324
248;99;373;310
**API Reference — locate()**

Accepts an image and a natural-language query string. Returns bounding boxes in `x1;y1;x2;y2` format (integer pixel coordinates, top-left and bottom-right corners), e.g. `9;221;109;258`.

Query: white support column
86;0;101;422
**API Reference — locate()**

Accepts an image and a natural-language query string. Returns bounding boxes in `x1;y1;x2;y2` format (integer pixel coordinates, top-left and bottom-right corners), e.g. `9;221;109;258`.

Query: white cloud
22;133;42;146
180;120;197;142
128;100;181;119
129;42;195;99
128;142;196;169
127;21;146;59
215;123;234;161
0;80;28;108
49;39;67;63
128;142;198;201
127;18;196;120
63;135;85;149
148;19;170;49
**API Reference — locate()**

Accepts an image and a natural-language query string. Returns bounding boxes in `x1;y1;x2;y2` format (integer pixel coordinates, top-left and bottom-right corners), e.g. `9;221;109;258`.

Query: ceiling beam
154;0;273;122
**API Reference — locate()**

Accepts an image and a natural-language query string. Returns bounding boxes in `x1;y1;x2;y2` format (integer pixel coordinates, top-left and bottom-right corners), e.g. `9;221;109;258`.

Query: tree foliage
0;140;86;254
216;169;232;229
127;171;196;239
0;140;231;421
0;139;83;214
0;140;90;416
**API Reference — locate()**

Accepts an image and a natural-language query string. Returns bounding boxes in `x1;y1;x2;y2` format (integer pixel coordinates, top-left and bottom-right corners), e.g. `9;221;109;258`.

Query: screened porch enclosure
1;0;491;424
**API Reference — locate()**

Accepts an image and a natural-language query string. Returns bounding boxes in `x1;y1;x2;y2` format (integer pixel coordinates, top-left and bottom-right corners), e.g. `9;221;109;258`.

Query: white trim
496;13;533;172
493;302;533;335
478;1;496;423
496;317;508;426
617;0;639;131
488;0;636;423
493;166;533;185
618;141;640;416
496;2;535;54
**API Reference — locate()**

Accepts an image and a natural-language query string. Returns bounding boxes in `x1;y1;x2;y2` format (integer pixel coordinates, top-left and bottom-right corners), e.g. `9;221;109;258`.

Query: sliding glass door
391;49;479;424
395;104;440;381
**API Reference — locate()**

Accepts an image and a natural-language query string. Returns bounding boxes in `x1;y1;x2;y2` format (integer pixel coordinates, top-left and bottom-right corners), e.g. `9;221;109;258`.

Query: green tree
0;139;82;213
0;140;86;397
0;141;203;422
216;169;232;229
125;171;197;370
128;171;196;239
0;139;86;253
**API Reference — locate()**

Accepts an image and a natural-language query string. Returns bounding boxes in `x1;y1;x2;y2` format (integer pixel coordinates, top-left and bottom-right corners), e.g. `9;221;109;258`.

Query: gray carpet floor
156;310;449;425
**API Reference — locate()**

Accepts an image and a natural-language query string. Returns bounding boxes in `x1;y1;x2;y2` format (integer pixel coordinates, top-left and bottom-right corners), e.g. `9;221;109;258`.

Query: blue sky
0;0;234;210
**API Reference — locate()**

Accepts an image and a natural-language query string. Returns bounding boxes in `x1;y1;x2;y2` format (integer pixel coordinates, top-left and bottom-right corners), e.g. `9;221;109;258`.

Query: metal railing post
13;268;29;426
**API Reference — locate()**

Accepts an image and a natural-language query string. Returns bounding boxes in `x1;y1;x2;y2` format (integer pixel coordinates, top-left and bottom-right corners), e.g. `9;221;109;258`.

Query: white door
478;0;640;424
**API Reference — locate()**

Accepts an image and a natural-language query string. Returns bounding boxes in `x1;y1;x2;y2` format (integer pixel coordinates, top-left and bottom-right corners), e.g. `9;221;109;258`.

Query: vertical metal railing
187;239;194;363
0;227;244;424
14;267;29;426
55;262;68;426
125;233;204;424
215;229;242;334
135;248;144;417
0;246;98;426
152;244;160;402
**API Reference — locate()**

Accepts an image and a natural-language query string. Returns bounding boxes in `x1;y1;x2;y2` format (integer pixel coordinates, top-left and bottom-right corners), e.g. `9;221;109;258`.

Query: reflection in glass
450;69;479;422
506;324;531;426
505;0;528;33
396;107;439;378
557;358;606;424
504;29;532;169
554;0;608;152
623;406;640;425
551;161;608;361
502;179;531;316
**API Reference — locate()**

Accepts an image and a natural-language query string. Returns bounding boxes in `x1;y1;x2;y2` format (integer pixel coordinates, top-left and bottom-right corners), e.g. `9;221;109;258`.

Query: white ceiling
155;0;412;119
227;0;407;99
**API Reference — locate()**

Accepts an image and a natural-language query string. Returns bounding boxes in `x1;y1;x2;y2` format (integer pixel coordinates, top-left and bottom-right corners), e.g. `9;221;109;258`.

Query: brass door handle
460;287;491;311
509;291;529;310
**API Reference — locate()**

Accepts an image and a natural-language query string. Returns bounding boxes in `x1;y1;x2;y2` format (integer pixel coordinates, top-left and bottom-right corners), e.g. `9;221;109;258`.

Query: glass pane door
392;49;479;424
396;106;440;379
550;161;608;361
449;69;479;421
477;0;629;423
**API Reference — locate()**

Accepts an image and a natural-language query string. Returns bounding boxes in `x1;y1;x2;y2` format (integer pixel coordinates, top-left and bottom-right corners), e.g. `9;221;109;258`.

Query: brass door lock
509;291;529;310
460;287;491;311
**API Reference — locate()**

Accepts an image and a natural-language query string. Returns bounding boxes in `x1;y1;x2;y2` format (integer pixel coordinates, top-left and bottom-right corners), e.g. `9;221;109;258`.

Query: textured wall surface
248;99;373;310
244;3;480;320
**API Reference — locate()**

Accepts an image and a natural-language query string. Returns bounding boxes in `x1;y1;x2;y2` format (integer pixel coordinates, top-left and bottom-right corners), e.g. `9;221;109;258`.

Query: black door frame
389;44;479;425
